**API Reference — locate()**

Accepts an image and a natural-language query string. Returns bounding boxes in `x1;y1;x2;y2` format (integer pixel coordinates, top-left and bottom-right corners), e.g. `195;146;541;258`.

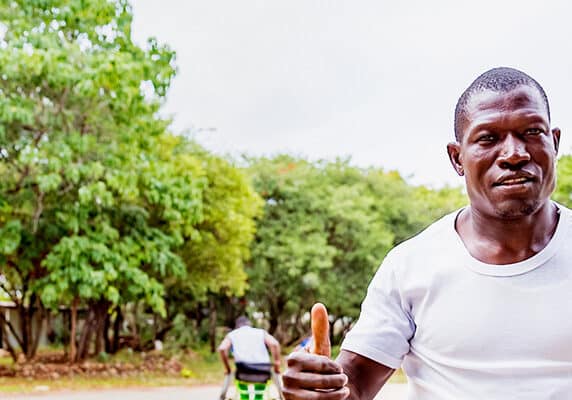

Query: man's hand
273;360;281;374
283;303;349;399
282;352;349;399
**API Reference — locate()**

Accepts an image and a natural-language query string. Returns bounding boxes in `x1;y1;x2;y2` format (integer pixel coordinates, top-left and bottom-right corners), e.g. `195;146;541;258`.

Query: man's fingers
287;352;342;374
282;386;350;400
283;371;348;390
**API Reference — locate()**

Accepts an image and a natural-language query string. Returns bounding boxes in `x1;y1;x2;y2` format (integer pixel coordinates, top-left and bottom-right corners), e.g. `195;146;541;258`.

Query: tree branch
0;319;17;362
32;187;45;235
33;129;47;146
7;165;30;194
0;308;25;350
0;281;18;305
6;259;23;277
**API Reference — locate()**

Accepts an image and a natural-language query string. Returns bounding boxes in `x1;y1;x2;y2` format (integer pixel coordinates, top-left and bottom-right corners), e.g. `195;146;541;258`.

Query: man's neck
456;201;559;265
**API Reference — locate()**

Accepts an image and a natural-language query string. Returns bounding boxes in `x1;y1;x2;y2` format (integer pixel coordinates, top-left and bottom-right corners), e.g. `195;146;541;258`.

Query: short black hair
454;67;550;141
235;316;251;328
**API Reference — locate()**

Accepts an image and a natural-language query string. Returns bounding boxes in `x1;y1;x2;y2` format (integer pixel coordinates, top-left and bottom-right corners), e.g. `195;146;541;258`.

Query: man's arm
283;349;394;400
264;332;282;373
337;350;394;400
218;336;232;374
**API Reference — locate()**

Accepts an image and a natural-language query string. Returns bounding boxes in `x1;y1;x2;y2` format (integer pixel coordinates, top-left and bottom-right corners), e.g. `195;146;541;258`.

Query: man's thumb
310;302;331;358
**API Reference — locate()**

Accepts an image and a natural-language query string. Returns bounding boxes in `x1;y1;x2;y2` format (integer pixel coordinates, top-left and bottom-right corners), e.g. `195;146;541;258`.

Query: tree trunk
110;306;123;354
268;296;285;336
69;297;78;362
77;305;97;361
286;310;306;347
154;319;174;342
30;301;44;359
0;312;17;363
103;312;111;354
46;311;55;344
0;308;24;359
18;302;29;359
208;296;217;353
194;303;204;330
131;302;140;351
24;294;36;359
93;300;109;355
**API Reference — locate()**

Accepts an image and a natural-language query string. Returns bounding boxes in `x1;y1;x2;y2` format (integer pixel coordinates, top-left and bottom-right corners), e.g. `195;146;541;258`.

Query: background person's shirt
342;202;572;400
228;326;270;364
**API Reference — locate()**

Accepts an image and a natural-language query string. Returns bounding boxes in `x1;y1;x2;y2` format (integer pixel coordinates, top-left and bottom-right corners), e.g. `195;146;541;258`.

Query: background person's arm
264;332;282;373
218;336;233;374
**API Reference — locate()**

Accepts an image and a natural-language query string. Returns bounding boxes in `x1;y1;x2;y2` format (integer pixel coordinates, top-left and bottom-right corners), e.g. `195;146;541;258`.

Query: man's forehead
465;85;548;117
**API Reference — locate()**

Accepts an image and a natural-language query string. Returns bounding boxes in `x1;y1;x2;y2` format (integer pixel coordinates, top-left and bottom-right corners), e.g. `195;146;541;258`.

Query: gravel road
3;384;407;400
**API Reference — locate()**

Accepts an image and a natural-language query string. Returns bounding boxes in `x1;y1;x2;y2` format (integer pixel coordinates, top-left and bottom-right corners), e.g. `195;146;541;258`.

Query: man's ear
447;142;464;176
552;127;561;155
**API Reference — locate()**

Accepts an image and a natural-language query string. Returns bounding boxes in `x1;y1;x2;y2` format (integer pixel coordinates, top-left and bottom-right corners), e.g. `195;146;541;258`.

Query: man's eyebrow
519;114;549;124
466;121;496;135
468;114;548;133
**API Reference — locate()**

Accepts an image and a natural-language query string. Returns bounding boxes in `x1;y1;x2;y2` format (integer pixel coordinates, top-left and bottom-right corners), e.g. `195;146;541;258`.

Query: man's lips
493;174;536;186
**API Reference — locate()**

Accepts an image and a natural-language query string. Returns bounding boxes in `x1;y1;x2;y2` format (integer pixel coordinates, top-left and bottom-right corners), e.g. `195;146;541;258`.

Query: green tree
319;164;403;339
554;155;572;208
246;157;337;341
153;144;264;352
245;156;466;344
0;0;207;361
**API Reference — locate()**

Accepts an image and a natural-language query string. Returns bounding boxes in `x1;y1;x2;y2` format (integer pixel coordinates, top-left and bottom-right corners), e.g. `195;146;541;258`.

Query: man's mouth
492;173;537;187
494;177;533;186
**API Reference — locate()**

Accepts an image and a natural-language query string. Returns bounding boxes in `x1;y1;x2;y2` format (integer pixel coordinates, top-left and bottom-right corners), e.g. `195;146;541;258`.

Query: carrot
310;302;331;358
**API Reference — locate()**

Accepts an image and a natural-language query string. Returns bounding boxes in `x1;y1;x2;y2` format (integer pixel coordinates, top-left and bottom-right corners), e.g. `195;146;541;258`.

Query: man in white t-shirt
218;316;281;399
282;67;571;399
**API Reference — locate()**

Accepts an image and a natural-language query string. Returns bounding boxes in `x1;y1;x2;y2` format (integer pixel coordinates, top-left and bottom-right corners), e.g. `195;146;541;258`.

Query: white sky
131;1;572;187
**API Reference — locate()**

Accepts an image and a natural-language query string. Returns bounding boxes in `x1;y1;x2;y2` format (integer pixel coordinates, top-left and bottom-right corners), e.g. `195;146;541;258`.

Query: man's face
448;85;560;219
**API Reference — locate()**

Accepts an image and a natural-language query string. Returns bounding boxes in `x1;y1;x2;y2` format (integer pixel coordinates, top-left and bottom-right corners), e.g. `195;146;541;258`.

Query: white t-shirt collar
450;202;569;277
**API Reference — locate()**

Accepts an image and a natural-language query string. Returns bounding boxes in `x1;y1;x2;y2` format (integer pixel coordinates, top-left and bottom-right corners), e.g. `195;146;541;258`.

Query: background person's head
447;67;560;219
235;316;252;329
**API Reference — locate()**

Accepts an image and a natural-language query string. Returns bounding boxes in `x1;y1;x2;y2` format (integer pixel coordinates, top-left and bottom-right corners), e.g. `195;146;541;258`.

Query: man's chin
492;199;541;219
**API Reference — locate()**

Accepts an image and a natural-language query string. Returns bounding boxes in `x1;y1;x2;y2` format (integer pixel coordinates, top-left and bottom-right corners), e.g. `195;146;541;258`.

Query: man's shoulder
557;202;572;218
391;208;462;257
230;326;265;337
373;208;464;285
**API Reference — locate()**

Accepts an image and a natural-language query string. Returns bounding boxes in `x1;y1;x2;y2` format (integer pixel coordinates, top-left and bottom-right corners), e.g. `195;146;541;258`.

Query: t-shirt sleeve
341;250;415;369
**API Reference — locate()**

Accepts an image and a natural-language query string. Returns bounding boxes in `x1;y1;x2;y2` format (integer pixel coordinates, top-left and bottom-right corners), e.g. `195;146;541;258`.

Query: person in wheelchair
218;316;282;400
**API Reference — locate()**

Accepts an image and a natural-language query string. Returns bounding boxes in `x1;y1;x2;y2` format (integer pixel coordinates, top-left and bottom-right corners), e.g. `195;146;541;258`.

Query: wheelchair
220;362;284;400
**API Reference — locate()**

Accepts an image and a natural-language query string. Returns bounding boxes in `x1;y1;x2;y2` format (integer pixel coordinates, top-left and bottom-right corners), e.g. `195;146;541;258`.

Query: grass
0;347;227;394
0;346;406;394
185;348;225;384
0;375;191;394
0;356;13;367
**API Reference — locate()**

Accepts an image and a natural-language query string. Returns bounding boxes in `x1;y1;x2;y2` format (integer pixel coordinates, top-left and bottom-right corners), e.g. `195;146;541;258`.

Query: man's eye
524;128;543;135
477;134;496;142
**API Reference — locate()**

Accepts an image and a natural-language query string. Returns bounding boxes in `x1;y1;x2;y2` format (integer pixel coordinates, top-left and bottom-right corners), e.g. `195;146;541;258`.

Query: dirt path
4;384;407;400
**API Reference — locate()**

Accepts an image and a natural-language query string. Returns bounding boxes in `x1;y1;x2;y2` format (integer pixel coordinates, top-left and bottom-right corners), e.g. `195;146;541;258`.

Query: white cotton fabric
228;326;270;364
341;202;572;399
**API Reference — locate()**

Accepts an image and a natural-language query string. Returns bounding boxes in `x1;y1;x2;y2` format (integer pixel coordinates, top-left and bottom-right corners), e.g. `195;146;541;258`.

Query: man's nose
497;135;530;169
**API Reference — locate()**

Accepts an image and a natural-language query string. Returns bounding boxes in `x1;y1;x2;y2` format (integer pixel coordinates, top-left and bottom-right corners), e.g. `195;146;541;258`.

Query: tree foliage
553;155;572;208
0;0;261;361
245;156;466;343
0;0;476;358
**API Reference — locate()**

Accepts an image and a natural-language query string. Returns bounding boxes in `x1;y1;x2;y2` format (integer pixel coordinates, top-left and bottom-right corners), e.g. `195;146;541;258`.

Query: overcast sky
131;1;572;187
